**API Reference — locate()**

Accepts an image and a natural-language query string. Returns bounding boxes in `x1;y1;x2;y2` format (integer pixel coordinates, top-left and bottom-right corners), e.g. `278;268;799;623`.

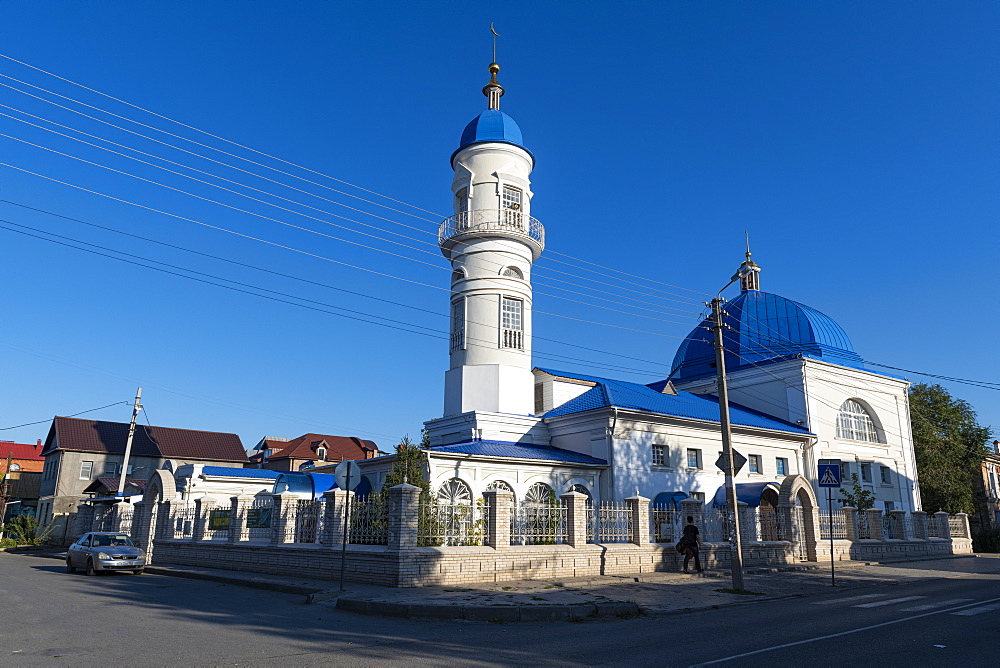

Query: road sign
715;449;747;476
334;460;363;491
818;464;842;488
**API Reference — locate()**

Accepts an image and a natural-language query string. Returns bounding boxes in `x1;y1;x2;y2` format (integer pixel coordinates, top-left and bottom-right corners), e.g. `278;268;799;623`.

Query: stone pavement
20;548;981;623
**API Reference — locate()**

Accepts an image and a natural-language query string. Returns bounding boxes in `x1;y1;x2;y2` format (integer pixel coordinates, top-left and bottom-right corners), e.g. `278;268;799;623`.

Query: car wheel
66;558;76;574
86;559;97;576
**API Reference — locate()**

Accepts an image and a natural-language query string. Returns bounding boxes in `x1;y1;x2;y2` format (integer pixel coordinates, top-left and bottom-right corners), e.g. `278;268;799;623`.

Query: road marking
853;596;926;608
691;596;1000;666
951;602;1000;616
899;598;974;611
811;593;886;605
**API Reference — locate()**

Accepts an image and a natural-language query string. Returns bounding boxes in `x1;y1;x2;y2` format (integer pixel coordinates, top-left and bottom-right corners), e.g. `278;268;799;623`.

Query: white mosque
360;59;922;515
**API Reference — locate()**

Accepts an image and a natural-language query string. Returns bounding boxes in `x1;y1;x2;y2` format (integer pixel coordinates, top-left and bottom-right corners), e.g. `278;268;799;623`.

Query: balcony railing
439;209;545;250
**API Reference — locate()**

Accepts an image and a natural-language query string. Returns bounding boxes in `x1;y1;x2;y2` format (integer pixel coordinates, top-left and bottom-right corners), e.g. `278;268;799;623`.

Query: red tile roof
251;433;377;464
0;441;44;462
43;417;247;463
93;477;148;493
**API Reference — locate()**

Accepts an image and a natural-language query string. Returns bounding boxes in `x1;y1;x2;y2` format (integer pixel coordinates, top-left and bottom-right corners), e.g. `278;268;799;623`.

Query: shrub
972;524;1000;553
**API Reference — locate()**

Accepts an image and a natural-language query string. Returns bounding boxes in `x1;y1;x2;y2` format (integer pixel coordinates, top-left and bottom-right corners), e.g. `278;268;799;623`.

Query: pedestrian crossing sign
818;464;841;488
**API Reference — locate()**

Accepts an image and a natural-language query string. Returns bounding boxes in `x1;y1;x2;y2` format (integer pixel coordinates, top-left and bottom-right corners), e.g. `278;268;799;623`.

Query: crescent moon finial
490;22;500;37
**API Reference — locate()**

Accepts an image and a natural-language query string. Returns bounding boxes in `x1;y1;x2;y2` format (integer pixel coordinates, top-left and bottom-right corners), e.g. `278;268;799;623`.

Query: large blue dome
670;290;865;382
456;109;527;153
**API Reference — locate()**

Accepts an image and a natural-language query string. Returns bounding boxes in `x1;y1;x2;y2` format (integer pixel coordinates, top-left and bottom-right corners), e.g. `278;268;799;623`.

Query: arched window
836;399;881;443
436;478;472;505
502;266;523;279
485;479;515;502
524;482;556;506
451;268;465;283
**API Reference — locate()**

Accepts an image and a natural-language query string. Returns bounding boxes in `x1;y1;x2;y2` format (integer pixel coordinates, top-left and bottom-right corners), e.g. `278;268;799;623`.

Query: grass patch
715;588;765;596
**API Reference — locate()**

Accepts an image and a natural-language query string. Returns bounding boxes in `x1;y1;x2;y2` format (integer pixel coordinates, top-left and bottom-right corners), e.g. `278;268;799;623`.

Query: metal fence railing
349;491;389;545
592;503;632;544
511;503;565;546
295;499;322;544
246;497;273;541
650;507;683;543
819;511;849;540
948;516;966;538
419;500;489;547
855;511;872;539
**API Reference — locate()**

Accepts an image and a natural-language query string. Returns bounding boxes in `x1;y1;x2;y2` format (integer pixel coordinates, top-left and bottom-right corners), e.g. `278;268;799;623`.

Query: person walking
681;515;703;573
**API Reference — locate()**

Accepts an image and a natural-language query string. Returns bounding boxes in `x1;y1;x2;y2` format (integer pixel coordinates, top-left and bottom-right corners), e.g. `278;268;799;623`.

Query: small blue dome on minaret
458;109;525;150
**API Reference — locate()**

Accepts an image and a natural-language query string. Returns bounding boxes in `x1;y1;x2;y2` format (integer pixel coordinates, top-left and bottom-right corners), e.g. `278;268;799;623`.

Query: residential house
38;416;247;543
973;440;1000;529
247;433;378;472
1;439;44;520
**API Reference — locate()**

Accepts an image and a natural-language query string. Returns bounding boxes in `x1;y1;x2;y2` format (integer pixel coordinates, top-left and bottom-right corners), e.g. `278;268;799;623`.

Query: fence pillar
227;495;252;544
911;511;928;539
679;499;704;533
483;489;512;548
156;501;174;540
865;508;883;541
388;483;420;551
889;510;907;540
954;513;971;539
560;491;589;548
932;511;950;539
322;489;353;547
840;507;857;541
625;495;651;546
270;494;297;545
192;498;215;541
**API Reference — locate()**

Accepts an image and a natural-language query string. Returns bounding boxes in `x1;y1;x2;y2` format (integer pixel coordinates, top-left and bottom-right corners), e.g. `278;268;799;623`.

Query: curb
142;566;324;597
334;597;642;622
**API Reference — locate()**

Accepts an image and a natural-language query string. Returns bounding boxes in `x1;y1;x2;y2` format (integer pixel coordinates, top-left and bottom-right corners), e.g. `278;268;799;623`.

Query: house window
860;463;872;483
652;445;666;467
450;298;466;352
80;461;94;479
776;457;788;476
105;462;118;476
884;501;895;512
502;185;522;210
456;188;469;213
836;399;881;443
841;462;851;480
880;466;892;485
502;266;523;279
686;449;702;470
317;447;327;462
748;455;761;474
501;297;523;349
688;492;705;503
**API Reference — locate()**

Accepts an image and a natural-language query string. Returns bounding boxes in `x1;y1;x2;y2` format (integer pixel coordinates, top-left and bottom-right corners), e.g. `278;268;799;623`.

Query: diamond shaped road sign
715;449;747;476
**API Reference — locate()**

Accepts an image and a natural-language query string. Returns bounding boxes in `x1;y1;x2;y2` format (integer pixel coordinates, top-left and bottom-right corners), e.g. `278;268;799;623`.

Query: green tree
910;383;992;514
382;434;430;494
838;473;876;510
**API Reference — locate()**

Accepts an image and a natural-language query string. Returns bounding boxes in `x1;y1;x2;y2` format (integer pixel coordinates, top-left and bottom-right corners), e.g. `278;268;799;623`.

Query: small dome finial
483;24;504;110
738;231;760;292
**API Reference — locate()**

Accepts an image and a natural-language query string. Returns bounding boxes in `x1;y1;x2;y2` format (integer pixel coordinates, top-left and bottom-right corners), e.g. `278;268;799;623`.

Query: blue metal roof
431;440;606;465
538;368;811;434
670;290;867;382
201;466;282;478
456;109;527;153
711;482;781;508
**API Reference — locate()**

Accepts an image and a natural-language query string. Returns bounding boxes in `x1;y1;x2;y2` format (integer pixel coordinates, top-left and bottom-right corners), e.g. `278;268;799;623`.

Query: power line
0;401;129;430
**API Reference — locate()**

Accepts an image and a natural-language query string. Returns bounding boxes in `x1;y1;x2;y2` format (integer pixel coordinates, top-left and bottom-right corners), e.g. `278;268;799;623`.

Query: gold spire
483;24;504;110
738;232;760;291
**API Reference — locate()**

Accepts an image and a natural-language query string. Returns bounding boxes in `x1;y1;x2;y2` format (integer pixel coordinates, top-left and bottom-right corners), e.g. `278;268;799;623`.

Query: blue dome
670;290;865;382
457;109;526;152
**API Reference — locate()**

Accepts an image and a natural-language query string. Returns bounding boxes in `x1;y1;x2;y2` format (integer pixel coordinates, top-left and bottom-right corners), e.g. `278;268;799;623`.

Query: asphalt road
2;552;999;666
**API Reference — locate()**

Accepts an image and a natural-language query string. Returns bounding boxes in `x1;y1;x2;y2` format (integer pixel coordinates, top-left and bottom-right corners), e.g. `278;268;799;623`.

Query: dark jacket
681;523;700;549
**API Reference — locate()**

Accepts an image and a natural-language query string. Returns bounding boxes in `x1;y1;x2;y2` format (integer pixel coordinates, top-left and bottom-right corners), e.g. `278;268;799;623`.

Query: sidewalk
19;549;976;622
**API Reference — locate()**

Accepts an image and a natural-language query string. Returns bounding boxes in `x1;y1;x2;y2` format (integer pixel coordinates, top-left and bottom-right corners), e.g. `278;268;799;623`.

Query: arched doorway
777;475;820;561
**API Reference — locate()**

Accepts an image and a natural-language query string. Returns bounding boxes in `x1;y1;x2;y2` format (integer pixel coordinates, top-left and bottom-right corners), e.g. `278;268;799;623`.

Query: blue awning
652;491;689;509
273;472;339;500
711;482;781;508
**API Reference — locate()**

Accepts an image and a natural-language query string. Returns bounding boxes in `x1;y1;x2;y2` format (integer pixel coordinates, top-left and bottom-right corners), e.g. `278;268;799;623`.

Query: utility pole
117;387;142;503
711;296;746;591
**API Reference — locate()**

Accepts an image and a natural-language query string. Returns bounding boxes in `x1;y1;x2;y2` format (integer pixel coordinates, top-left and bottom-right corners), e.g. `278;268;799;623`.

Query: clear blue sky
1;1;997;451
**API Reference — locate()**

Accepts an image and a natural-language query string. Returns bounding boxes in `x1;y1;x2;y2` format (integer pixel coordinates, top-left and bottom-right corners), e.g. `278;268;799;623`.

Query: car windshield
93;534;134;547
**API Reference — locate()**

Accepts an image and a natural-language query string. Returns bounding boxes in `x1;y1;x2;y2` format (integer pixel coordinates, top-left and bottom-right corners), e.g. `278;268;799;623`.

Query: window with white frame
880;466;892;485
502;185;522;210
860;463;872;483
501;297;523;349
652;445;666;467
776;457;788;476
80;461;94;479
836;399;881;443
686;448;702;469
502;266;523;279
450;298;465;352
748;454;761;474
456;188;469;213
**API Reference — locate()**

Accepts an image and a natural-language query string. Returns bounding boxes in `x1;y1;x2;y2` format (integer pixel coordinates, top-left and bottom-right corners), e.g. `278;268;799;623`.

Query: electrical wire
0;401;130;430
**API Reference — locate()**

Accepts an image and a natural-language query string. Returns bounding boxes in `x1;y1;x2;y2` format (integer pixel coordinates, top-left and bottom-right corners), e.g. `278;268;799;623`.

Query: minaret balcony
439;209;545;257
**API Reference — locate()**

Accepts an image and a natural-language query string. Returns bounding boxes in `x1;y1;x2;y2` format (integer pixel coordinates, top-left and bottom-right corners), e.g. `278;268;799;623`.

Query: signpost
715;449;747;476
818;463;842;586
334;460;363;592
